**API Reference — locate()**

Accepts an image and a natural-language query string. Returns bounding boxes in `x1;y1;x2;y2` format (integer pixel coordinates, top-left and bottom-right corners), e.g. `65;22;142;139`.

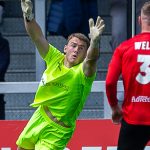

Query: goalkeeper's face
64;37;87;67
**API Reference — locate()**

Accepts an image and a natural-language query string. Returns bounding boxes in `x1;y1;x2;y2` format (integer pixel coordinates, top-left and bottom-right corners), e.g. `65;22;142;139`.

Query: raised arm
21;0;49;59
83;16;105;77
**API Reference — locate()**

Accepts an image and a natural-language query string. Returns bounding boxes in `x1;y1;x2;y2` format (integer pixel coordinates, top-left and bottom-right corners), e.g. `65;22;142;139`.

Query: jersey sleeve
106;47;122;107
43;44;63;65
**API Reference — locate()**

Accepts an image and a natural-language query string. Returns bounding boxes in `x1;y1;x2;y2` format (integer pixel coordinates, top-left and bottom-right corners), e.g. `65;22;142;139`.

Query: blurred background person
0;1;5;24
47;0;98;38
0;32;10;119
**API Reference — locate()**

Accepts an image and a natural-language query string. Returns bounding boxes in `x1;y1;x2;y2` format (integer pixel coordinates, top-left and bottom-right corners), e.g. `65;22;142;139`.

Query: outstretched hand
88;16;105;42
21;0;34;21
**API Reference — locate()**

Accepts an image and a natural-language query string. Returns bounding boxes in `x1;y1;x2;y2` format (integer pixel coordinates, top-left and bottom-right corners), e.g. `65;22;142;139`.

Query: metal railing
0;81;124;118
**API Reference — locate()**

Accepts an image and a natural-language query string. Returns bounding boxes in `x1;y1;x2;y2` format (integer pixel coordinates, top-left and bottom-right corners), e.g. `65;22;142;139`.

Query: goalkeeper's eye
68;43;77;49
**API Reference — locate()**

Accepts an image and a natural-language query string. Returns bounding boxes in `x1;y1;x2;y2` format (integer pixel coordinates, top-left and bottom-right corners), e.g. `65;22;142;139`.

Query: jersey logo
39;74;47;86
132;96;150;102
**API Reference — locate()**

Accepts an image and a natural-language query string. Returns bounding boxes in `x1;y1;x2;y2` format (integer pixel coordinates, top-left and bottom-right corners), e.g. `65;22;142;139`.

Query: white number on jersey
136;54;150;84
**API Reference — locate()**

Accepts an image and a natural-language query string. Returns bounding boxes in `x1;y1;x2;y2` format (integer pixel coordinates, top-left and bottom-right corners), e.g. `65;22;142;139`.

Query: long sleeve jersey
106;32;150;125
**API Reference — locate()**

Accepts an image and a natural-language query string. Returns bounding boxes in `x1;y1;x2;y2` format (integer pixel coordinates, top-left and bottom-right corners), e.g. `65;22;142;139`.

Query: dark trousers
0;94;5;119
117;119;150;150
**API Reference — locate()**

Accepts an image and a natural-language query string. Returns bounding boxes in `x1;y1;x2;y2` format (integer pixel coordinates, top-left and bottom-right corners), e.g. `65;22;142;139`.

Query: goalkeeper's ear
21;0;34;22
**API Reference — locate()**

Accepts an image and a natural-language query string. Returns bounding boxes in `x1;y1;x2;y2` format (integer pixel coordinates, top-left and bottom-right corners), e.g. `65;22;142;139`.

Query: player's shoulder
117;40;131;52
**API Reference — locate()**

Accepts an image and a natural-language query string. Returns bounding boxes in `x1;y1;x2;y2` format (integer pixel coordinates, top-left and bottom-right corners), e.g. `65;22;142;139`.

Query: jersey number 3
136;54;150;84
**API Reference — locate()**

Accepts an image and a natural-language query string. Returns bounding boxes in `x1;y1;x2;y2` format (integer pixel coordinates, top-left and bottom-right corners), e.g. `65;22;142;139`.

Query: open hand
21;0;34;21
88;16;105;42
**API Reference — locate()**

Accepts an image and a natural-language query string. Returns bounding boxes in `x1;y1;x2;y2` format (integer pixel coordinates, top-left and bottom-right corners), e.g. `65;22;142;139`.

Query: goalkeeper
17;0;105;149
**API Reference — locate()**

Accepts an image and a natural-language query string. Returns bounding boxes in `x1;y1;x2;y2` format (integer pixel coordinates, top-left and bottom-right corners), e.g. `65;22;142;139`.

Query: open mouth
72;54;77;59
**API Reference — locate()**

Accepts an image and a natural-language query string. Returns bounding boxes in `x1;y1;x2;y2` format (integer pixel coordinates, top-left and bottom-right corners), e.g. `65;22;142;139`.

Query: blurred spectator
110;0;148;50
0;32;10;119
0;1;5;24
47;0;98;38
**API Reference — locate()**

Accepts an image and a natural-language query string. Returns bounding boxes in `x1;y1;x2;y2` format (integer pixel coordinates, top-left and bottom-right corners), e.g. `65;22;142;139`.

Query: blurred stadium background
0;0;118;120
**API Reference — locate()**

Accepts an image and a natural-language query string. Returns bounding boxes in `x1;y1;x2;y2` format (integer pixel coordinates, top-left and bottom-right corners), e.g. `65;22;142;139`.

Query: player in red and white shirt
106;1;150;150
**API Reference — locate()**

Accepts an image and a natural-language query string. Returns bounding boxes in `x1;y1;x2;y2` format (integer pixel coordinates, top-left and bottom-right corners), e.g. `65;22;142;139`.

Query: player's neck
141;30;150;33
141;25;150;33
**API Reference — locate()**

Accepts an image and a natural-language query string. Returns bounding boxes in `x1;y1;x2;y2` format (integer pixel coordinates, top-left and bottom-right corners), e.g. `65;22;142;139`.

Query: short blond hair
141;1;150;24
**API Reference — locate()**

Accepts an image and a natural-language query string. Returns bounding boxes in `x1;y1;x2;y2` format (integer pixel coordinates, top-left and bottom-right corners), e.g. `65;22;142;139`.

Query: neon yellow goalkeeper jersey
31;44;95;126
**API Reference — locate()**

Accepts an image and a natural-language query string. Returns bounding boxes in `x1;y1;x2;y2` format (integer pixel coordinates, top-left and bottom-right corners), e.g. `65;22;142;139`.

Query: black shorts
117;119;150;150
